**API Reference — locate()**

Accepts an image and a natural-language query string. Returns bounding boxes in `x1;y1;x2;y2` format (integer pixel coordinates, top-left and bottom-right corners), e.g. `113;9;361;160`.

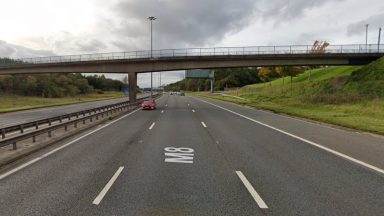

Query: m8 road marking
164;147;194;164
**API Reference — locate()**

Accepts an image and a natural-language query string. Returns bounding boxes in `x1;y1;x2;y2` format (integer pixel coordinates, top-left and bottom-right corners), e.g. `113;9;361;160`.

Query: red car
141;99;157;110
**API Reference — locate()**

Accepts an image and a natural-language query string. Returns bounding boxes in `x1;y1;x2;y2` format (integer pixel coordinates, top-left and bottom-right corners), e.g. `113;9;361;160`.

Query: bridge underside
0;53;382;75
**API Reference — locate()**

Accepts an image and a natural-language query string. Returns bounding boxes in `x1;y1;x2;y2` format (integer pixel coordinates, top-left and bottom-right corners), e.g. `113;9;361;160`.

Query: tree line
0;57;128;97
0;73;127;97
165;66;305;91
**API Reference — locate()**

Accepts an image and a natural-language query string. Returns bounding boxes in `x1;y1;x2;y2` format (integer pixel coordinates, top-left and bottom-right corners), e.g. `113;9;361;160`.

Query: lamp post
148;16;156;97
379;27;382;52
365;24;369;52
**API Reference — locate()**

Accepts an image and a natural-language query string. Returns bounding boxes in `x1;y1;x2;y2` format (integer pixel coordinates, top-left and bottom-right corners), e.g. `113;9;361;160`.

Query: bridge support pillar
128;72;137;103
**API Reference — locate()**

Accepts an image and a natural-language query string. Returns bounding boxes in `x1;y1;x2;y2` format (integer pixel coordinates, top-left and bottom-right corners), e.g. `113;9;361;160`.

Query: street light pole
148;16;156;98
365;24;369;52
379;27;382;52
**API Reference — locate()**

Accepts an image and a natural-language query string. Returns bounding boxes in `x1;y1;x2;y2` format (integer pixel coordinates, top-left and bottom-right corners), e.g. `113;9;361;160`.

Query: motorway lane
0;96;166;216
0;94;149;128
88;94;262;215
0;94;383;215
193;97;384;170
188;96;384;215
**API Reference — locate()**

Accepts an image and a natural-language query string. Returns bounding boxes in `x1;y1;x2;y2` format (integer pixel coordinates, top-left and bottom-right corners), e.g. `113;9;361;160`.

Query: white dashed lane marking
149;122;156;130
236;171;268;209
93;166;124;205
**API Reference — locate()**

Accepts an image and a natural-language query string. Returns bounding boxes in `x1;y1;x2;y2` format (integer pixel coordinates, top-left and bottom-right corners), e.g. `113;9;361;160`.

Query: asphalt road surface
0;94;149;128
0;94;383;216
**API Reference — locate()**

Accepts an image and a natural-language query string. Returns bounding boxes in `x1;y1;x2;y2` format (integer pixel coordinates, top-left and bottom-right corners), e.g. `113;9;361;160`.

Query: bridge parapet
1;44;383;68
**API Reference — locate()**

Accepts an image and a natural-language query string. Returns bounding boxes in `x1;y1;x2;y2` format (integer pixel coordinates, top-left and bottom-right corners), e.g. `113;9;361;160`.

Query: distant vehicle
170;91;184;96
141;99;156;110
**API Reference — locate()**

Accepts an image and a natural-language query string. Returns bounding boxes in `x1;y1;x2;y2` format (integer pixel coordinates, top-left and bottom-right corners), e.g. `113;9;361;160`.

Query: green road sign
185;69;214;79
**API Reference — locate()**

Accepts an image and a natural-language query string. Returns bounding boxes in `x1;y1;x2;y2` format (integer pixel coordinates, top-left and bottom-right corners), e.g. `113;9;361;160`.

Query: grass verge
190;91;384;135
191;64;384;134
0;92;127;113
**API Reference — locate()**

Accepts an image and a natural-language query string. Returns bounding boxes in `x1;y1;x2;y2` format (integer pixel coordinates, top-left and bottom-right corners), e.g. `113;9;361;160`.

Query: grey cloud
0;40;54;58
111;0;257;48
48;32;108;54
106;0;346;50
347;13;384;36
295;33;320;44
260;0;344;21
74;39;108;53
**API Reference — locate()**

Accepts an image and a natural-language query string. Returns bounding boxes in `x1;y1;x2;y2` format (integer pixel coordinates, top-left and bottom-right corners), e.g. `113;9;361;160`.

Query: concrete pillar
128;72;137;102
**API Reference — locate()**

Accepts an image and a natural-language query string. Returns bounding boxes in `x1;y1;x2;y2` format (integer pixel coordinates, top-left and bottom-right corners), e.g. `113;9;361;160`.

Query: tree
19;76;37;95
75;78;93;94
0;75;14;94
281;66;305;93
311;40;330;54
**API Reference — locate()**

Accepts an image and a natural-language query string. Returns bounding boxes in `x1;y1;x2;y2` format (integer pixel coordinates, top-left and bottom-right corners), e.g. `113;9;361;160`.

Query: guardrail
0;94;160;150
0;44;383;67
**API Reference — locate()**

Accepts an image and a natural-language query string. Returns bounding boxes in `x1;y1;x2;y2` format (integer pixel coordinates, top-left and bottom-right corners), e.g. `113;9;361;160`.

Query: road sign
185;69;214;79
123;87;129;94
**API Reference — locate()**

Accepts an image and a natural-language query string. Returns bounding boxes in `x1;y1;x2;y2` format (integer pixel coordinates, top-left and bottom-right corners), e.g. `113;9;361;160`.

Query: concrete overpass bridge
0;44;383;102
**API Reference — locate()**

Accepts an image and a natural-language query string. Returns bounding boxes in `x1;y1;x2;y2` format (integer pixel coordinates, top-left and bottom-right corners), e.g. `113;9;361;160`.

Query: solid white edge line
201;122;207;128
92;166;124;205
194;97;384;175
149;122;156;130
236;171;268;209
0;108;141;181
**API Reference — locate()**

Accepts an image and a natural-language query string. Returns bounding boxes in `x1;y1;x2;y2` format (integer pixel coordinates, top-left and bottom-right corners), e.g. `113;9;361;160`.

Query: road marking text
164;147;194;164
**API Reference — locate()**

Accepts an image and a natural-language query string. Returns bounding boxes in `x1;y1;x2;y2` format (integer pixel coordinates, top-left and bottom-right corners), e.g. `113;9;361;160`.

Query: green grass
191;63;384;135
192;92;384;134
350;56;384;81
0;92;127;113
244;66;360;90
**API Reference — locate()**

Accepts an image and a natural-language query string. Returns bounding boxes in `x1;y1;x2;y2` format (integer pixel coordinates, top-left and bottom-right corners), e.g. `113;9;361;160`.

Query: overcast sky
0;0;383;87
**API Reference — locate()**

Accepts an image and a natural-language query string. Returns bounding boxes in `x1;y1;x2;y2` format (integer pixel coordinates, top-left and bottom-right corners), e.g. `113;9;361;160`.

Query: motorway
0;94;148;128
0;94;383;215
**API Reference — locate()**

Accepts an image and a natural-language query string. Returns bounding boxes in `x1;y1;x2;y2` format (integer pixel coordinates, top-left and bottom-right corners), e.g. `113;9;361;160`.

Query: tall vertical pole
150;18;153;97
365;24;369;52
150;19;153;59
379;27;382;52
148;16;156;98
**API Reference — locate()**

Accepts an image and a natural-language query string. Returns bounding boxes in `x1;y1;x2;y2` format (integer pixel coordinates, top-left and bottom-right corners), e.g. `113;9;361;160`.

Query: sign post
185;69;215;93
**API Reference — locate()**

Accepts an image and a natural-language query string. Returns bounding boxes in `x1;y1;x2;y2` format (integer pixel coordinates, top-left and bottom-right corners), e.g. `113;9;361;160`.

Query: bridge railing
0;44;383;67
